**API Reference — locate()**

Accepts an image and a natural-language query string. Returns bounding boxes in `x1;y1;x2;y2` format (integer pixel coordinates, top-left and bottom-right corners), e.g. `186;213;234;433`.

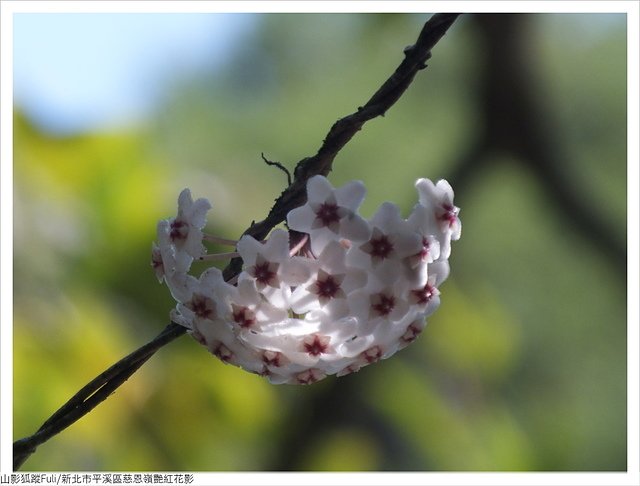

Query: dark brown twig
13;13;460;470
13;323;187;470
261;152;292;186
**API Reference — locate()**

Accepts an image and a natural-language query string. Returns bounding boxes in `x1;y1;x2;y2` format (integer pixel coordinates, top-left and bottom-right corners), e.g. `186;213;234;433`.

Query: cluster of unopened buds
152;175;461;385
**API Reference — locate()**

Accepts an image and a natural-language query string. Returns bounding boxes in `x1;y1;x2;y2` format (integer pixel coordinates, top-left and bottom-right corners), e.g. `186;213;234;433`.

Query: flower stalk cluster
152;175;461;385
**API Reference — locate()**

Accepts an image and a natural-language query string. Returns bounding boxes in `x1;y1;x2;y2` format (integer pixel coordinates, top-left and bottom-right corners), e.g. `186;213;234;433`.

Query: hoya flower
168;188;212;258
396;317;429;351
406;205;441;267
348;202;422;285
415;178;461;259
289;240;367;318
237;229;312;286
173;267;235;328
287;175;371;254
154;222;195;283
348;277;413;327
236;228;311;308
293;368;327;385
152;189;212;284
408;275;441;317
227;278;288;332
194;315;266;375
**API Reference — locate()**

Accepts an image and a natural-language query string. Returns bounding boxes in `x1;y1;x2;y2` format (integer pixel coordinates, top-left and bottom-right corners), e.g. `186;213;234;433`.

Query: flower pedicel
152;175;461;385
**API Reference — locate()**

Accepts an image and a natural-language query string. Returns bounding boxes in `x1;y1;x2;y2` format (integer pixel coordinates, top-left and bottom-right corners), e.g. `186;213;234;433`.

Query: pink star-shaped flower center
248;255;280;288
254;262;275;284
169;219;189;243
402;323;423;343
309;270;346;305
337;363;361;377
419;237;432;261
314;201;342;228
371;292;396;317
360;229;395;263
263;350;288;367
362;345;383;364
410;283;439;305
186;293;217;320
151;245;164;280
296;368;325;385
317;277;339;297
212;342;233;363
303;334;330;356
232;304;256;328
437;203;459;229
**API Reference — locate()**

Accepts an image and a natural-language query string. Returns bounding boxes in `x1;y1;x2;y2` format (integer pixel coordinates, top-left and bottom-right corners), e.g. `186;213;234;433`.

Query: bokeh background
12;13;627;471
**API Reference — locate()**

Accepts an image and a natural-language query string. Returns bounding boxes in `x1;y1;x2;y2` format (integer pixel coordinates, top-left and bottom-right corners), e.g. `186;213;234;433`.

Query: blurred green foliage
13;13;626;471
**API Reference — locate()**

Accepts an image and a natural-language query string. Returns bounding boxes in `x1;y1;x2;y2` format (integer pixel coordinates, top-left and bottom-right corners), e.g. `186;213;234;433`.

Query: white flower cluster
152;175;461;385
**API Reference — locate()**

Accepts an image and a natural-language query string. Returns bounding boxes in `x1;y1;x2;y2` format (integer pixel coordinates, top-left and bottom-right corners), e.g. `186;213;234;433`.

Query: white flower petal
407;204;435;236
450;218;462;241
188;198;213;229
177;188;194;212
282;256;313;286
308;229;335;256
334;180;366;210
290;285;321;314
318;240;346;269
323;298;350;320
371;202;402;229
368;260;402;286
338;334;375;358
347;289;374;324
264;229;290;261
286;205;316;233
236;277;261;304
435;179;455;202
236;234;263;265
342;268;368;294
184;229;206;258
306;175;334;202
415;178;438;208
339;213;371;242
421;294;441;317
393;232;422;258
428;260;450;286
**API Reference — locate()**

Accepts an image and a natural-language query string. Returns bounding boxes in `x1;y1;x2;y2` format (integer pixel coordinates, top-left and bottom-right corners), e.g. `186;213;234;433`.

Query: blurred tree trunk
448;14;625;270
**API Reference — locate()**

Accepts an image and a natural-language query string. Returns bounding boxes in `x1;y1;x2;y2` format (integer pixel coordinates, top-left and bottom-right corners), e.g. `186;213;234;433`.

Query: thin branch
13;13;460;470
261;152;292;186
13;323;187;470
